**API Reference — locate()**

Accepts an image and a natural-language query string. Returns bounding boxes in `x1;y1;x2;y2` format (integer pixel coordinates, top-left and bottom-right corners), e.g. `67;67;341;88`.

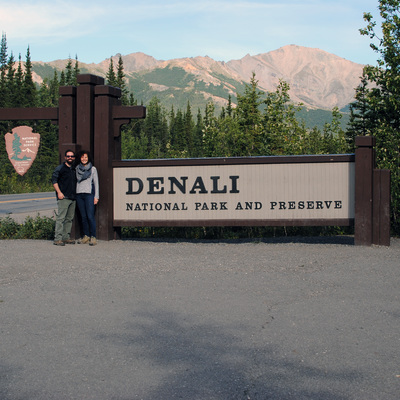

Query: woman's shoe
77;235;90;244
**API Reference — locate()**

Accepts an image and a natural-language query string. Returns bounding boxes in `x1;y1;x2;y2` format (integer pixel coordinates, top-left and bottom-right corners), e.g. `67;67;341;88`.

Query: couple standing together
52;150;99;246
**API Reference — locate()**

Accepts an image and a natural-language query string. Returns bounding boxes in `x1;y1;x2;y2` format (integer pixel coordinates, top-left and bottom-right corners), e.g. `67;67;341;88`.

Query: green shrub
0;217;20;239
0;215;55;240
16;215;55;239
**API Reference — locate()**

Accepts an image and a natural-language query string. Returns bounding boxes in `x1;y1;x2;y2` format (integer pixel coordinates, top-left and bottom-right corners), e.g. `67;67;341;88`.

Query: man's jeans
76;193;96;238
54;198;76;241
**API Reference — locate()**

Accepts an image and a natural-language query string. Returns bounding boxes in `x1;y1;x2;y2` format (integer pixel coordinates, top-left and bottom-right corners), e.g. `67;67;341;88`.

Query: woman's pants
76;193;96;238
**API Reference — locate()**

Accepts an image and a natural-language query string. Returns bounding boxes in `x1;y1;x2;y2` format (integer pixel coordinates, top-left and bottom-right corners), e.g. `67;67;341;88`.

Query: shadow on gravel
123;235;355;246
0;363;27;400
95;307;361;400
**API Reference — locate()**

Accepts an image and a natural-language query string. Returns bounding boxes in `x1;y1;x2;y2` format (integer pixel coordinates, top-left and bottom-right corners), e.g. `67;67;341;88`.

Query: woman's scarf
76;162;92;183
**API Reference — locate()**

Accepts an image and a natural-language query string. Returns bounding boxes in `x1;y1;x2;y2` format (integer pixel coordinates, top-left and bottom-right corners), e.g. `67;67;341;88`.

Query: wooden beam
0;107;58;121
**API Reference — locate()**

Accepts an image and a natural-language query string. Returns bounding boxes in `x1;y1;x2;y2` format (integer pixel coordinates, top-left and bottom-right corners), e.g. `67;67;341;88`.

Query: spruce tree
116;55;129;105
23;47;37;107
106;57;116;86
49;71;60;106
59;70;66;87
184;102;194;156
5;52;15;107
14;54;24;107
73;55;80;85
0;33;8;107
193;109;204;157
65;57;73;85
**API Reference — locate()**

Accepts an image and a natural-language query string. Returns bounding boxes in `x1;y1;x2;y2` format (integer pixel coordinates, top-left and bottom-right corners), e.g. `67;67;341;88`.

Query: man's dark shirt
51;163;77;200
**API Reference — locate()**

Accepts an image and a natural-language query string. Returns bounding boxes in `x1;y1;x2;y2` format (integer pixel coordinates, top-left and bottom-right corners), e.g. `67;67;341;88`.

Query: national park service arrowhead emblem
5;126;40;176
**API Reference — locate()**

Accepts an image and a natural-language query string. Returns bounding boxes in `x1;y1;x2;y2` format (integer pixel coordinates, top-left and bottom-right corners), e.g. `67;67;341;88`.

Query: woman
75;151;99;246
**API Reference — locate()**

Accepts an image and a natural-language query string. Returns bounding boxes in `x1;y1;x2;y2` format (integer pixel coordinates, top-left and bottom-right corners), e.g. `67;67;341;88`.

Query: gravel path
1;237;399;399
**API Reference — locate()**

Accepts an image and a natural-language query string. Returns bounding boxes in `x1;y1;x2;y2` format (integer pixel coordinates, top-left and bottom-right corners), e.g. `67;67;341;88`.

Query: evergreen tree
38;79;52;107
116;55;129;105
171;108;186;154
183;102;195;156
65;57;73;85
22;47;37;107
59;70;66;87
73;55;80;85
0;33;8;108
0;33;7;70
49;71;60;106
106;57;116;86
129;92;136;106
202;101;220;157
234;72;283;156
13;54;24;107
193;109;204;157
303;126;324;154
122;130;149;159
5;52;15;107
226;95;233;117
236;73;263;132
143;97;169;157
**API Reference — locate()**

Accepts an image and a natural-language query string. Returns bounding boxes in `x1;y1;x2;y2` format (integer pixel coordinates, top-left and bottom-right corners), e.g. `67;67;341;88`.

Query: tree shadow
0;363;35;400
95;307;361;400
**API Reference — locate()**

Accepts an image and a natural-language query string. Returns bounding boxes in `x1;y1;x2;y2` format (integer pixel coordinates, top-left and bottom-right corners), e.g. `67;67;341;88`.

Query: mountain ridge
32;45;364;111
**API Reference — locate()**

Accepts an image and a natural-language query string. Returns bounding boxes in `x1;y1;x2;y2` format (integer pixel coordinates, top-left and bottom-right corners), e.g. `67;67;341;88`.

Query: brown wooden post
354;136;375;246
58;86;77;162
76;75;105;155
58;85;79;239
373;169;391;246
94;85;123;240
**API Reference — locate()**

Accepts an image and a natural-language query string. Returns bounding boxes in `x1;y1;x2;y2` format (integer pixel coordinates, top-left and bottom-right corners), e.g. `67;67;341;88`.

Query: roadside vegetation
0;215;55;240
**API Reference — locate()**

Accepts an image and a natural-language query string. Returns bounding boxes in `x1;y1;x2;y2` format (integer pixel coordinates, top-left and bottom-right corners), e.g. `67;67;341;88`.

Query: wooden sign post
0;74;146;240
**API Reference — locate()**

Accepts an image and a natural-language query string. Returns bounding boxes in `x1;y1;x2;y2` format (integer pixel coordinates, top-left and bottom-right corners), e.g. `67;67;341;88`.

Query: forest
1;0;400;237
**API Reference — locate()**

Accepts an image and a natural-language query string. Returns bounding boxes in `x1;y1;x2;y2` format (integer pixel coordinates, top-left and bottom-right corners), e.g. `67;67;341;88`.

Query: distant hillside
32;45;364;127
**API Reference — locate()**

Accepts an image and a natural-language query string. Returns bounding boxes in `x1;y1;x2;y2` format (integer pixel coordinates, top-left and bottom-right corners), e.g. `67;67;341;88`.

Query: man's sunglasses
66;155;75;158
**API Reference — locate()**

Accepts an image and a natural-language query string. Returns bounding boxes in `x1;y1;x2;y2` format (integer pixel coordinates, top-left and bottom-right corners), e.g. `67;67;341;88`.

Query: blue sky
1;0;383;65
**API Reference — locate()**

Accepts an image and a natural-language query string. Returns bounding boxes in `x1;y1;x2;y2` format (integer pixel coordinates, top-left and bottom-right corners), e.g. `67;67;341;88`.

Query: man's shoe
89;237;97;246
63;239;76;244
77;235;90;244
53;240;65;246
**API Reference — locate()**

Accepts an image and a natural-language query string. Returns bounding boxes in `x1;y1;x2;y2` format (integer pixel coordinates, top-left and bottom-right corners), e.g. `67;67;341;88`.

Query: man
52;150;77;246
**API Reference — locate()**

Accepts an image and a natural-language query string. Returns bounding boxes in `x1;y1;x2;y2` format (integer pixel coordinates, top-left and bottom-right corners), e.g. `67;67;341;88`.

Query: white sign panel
113;162;355;223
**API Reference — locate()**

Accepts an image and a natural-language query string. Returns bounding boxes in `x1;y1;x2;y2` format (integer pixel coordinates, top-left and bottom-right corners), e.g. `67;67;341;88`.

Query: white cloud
0;1;104;41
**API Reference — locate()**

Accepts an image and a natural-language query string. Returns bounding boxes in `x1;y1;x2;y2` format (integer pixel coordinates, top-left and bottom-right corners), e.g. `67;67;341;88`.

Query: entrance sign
113;157;355;225
0;74;391;245
5;126;40;176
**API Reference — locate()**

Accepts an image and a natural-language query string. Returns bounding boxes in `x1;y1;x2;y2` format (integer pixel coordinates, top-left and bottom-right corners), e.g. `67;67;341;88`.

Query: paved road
0;192;56;221
0;238;399;399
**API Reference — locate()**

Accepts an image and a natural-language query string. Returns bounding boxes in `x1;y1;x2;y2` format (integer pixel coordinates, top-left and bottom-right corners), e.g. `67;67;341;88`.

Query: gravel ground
0;237;399;400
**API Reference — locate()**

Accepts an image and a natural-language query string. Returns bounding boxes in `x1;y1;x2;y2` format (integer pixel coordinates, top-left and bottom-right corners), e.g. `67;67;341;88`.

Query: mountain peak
33;45;364;110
